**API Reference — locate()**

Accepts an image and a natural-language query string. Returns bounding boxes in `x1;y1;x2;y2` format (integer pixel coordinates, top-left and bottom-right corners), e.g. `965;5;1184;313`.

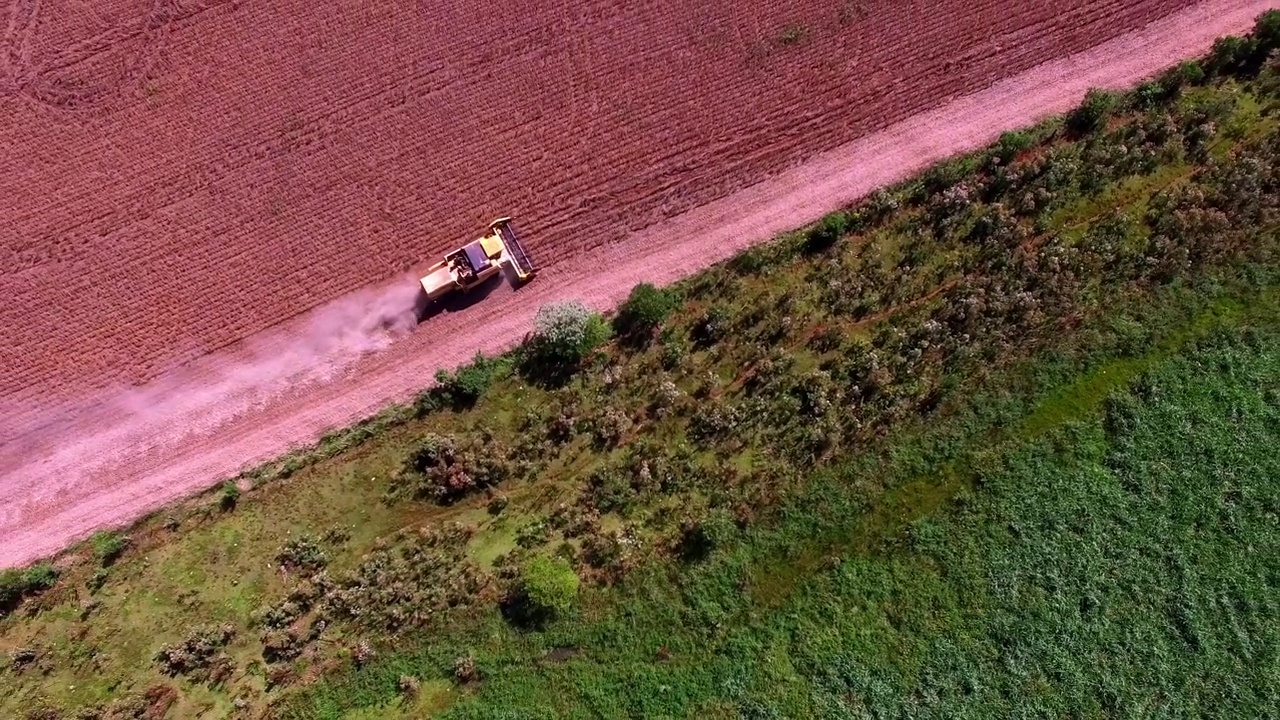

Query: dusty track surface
1;0;1272;567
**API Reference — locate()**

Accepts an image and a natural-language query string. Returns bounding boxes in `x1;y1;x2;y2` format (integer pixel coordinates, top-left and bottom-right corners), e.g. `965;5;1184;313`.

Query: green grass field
322;304;1278;720
3;14;1279;720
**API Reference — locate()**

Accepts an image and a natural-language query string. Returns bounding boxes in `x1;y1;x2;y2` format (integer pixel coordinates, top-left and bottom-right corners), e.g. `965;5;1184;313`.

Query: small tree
505;555;580;627
803;211;851;254
520;300;609;383
1255;10;1280;57
613;283;676;343
1205;34;1257;77
1158;60;1205;97
1067;88;1115;136
434;352;507;408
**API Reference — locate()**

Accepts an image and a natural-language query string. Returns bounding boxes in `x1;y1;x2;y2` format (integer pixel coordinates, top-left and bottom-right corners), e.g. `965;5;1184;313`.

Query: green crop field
3;13;1279;720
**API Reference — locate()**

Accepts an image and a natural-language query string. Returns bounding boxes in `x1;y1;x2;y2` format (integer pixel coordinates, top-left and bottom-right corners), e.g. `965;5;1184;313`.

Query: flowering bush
521;300;610;382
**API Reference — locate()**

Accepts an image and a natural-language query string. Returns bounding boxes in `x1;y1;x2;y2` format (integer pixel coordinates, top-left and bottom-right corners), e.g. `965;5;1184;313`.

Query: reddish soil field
2;0;1198;401
0;0;1270;566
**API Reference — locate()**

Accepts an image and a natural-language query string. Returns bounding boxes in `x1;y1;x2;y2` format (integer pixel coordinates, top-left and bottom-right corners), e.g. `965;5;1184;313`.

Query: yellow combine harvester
416;217;537;314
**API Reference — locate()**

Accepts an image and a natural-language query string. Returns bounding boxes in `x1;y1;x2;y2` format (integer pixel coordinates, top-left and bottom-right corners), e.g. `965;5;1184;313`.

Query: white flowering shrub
521;300;609;380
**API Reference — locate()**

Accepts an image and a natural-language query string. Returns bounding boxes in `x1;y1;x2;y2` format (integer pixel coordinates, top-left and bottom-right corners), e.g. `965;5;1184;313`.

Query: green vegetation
433;353;511;409
2;12;1279;719
0;564;58;615
518;300;610;384
506;555;580;626
1066;87;1116;135
89;531;130;567
613;283;677;344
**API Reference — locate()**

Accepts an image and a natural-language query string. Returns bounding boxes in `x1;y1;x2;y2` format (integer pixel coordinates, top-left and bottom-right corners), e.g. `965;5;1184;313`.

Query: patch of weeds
154;623;237;686
803;211;853;254
387;432;514;505
86;568;110;594
320;524;488;632
276;536;329;574
0;564;57;616
777;23;809;46
90;530;130;566
692;305;732;348
219;481;241;511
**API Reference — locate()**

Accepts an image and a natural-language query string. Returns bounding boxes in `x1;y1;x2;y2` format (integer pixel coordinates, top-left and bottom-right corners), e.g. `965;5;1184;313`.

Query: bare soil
1;0;1269;567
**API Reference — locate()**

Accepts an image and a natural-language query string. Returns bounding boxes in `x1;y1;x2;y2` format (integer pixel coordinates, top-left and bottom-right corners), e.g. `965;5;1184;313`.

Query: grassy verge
296;285;1279;719
3;13;1279;719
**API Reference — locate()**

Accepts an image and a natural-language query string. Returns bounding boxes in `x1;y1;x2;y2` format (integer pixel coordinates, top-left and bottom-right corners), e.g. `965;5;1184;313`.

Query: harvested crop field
0;0;1270;566
1;0;1201;398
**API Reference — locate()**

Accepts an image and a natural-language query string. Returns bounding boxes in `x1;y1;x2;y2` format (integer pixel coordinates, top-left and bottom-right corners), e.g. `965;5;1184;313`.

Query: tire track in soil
0;0;1272;566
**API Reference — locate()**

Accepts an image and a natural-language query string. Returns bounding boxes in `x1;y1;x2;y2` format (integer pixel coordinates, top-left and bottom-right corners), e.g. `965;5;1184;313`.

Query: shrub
928;182;975;234
614;283;677;342
587;404;632;448
1067;88;1115;135
1254;11;1280;64
22;564;57;591
691;306;731;348
1160;61;1206;97
1128;81;1166;111
352;639;377;667
505;555;580;626
90;530;129;566
254;599;305;630
260;628;303;664
9;647;38;671
388;432;512;504
688;400;746;443
434;352;508;408
487;493;509;516
399;674;422;697
515;519;551;549
660;326;690;369
0;564;58;615
994;130;1034;163
579;526;640;581
675;508;738;562
321;526;351;545
219;481;241;511
87;567;109;594
1205;34;1257;77
521;300;610;382
265;664;296;690
803;211;851;253
587;466;632;514
729;247;769;276
154;624;236;683
863;188;901;223
320;524;488;631
453;655;480;683
276;536;329;573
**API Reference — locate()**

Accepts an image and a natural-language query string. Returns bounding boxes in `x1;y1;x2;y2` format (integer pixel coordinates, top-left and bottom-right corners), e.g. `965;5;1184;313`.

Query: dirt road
1;0;1272;567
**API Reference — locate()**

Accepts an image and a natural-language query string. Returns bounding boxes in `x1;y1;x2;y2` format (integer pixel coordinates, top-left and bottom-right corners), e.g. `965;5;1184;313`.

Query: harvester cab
415;216;538;314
